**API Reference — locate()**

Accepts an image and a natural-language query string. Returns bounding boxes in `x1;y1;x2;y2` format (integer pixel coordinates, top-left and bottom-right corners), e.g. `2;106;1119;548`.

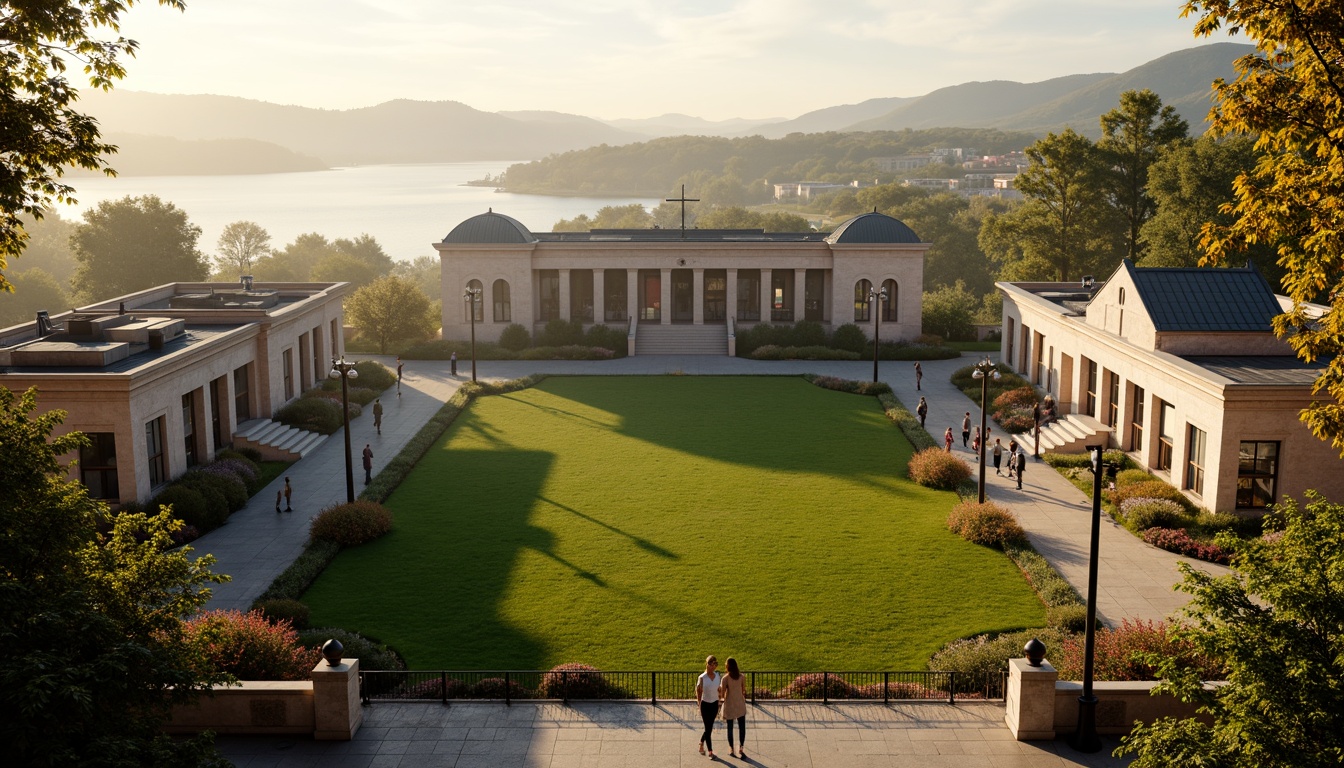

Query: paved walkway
217;700;1132;767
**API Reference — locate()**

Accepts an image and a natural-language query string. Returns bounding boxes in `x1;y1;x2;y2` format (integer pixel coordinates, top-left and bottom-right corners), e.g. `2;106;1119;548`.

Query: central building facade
435;210;929;353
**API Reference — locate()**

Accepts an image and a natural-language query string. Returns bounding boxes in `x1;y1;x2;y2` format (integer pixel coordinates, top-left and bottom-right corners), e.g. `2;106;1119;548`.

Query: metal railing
360;669;1007;705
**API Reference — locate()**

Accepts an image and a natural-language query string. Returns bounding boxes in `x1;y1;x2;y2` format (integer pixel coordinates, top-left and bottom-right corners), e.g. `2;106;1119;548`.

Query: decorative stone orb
321;638;344;666
1024;638;1047;667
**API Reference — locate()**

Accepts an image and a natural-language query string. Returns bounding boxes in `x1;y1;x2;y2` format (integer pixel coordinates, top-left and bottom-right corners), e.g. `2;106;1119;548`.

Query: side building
998;260;1343;513
0;281;349;506
435;210;928;354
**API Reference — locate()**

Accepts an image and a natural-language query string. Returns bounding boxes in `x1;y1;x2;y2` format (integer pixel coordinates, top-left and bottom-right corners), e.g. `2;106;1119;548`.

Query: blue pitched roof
1126;261;1281;332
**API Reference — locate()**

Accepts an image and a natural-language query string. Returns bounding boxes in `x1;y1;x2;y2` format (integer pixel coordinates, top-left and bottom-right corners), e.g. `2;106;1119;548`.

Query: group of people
695;655;749;760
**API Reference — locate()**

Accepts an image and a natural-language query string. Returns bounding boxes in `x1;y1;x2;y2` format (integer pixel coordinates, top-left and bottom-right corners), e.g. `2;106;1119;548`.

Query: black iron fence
360;669;1007;705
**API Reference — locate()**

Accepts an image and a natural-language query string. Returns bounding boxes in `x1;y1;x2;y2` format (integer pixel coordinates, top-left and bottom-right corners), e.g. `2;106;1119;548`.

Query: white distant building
772;180;870;201
435;210;928;355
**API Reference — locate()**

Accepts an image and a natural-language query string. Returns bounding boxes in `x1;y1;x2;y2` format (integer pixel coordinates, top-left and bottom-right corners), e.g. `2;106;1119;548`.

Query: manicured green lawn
303;376;1045;670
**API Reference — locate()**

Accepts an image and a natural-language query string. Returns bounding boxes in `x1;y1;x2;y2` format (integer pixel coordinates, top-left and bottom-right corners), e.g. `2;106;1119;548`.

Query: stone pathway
217;700;1132;767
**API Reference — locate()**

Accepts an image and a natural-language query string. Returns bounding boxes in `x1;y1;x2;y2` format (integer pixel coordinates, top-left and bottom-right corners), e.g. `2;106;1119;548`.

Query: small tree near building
921;280;979;341
214;220;272;276
346;275;436;353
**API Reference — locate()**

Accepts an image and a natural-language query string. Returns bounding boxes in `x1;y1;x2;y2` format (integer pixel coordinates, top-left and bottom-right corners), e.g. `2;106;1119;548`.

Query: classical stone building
999;260;1343;513
435;210;928;355
0;281;349;505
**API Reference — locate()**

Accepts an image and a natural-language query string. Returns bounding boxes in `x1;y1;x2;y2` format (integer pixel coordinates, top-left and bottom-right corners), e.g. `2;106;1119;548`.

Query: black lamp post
1072;443;1113;753
971;357;1001;503
463;286;481;383
869;286;888;383
328;356;359;503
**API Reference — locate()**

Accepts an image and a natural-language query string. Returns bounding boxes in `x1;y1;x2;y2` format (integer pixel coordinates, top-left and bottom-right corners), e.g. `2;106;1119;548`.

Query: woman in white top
695;655;721;758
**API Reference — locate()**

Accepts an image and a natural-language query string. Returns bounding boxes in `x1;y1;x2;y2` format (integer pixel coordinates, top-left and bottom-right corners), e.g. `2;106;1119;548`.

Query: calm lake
57;162;660;262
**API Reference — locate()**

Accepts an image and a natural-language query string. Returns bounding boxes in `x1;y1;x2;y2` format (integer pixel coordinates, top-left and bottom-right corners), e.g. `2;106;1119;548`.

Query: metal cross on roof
665;184;699;238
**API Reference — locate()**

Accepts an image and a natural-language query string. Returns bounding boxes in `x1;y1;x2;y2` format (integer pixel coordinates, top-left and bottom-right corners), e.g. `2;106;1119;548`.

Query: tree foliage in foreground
1118;493;1344;768
0;386;228;767
1181;0;1344;455
0;0;186;292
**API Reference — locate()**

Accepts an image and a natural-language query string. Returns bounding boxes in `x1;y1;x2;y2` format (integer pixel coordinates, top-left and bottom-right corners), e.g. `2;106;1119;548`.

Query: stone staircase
233;419;328;461
634;324;729;355
1016;413;1112;455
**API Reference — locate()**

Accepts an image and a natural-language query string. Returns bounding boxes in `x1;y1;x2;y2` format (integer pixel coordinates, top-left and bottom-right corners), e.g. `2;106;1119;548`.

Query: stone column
593;269;606;325
627;270;638;324
1005;658;1058;741
760;268;773;323
692;268;705;325
311;658;363;741
794;268;807;323
558;268;571;323
726;268;738;325
660;268;672;325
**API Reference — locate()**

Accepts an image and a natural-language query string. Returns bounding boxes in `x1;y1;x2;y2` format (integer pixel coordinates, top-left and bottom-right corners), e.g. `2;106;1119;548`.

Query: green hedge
255;539;342;602
878;392;938;451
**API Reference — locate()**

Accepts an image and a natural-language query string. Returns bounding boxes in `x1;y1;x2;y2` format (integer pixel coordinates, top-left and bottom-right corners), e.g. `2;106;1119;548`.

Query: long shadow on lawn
538;495;678;560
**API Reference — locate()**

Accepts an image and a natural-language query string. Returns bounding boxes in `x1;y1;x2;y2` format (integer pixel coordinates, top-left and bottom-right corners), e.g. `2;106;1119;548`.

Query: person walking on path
695;655;722;759
972;426;981;454
373;398;384;435
450;351;457;377
944;427;954;452
362;444;373;485
275;488;283;513
961;412;971;447
992;438;1004;475
721;657;748;759
396;356;404;396
1007;441;1018;480
1015;447;1027;490
916;396;928;428
283;476;293;512
914;361;923;391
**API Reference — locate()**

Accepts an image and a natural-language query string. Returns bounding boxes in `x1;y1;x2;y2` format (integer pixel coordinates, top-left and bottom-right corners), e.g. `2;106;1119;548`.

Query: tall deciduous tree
1181;0;1344;455
979;129;1121;282
0;268;70;328
346;275;435;353
0;386;228;767
921;280;980;341
71;195;207;302
1118;492;1344;768
214;220;272;276
1097;89;1190;260
0;1;186;292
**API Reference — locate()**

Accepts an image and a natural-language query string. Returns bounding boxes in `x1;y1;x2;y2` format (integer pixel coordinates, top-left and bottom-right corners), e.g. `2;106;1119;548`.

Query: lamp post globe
329;356;358;503
971;357;1000;503
869;287;887;383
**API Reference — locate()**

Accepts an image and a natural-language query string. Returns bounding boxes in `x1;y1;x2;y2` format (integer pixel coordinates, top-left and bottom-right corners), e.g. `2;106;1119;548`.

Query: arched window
854;279;872;322
881;279;898;322
464;279;483;322
493;279;511;322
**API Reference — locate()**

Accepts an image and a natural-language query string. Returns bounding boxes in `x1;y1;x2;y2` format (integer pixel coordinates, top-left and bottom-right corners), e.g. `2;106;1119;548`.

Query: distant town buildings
772;180;876;201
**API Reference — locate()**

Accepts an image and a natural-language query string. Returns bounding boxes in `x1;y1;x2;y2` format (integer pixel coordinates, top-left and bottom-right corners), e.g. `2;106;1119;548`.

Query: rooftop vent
35;310;60;338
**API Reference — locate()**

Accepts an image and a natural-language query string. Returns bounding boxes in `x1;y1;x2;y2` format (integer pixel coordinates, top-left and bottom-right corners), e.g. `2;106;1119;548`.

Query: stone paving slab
216;701;1132;767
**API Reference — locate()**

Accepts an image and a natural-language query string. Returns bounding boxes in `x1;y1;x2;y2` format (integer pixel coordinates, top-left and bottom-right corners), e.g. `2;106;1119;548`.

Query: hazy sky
114;0;1235;121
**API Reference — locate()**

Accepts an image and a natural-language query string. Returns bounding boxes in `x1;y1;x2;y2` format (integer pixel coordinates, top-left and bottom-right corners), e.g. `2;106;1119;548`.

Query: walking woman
695;655;722;758
944;427;954;452
721;657;748;758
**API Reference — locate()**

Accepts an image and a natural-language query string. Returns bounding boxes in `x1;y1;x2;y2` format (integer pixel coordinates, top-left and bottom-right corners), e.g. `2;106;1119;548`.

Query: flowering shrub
907;447;971;490
777;673;861;699
1142;527;1230;564
1057;619;1224;681
1113;479;1194;512
184;610;321;681
751;345;860;361
209;457;258;485
1115;469;1158;489
518;345;616;360
807;375;892;396
992;386;1039;411
471;677;534;699
929;629;1071;683
1120;498;1188;531
254;598;311;629
310;501;392;546
170;524;201;546
993;412;1037;433
537;663;631;699
947;500;1027;548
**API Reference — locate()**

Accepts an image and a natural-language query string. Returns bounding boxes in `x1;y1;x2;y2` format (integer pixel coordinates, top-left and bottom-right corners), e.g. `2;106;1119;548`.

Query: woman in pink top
944;427;954;452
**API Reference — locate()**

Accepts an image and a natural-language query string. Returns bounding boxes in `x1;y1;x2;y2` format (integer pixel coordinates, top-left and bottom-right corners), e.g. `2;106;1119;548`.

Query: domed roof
442;210;536;244
825;211;922;244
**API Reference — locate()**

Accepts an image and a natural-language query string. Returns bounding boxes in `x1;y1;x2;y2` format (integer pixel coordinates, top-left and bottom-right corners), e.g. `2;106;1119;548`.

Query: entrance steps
1016;413;1112;455
233;419;328;461
634;324;729;356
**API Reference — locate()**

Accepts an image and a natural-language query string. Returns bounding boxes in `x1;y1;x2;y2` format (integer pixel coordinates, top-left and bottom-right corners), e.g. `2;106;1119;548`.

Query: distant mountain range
78;42;1253;175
